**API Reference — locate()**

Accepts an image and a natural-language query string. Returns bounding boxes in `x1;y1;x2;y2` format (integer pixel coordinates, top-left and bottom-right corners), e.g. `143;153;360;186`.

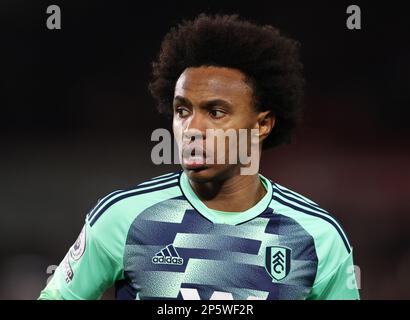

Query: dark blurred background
0;0;409;299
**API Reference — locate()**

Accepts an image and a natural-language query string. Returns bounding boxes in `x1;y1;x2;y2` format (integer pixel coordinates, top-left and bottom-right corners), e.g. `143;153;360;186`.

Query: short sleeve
307;249;360;300
39;218;123;300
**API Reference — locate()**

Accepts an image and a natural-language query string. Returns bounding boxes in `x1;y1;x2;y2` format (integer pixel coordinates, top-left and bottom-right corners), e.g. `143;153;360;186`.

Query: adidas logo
152;244;184;265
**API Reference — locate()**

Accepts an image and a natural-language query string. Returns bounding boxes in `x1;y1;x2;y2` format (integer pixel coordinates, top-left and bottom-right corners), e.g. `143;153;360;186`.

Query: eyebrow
173;96;192;108
173;95;232;110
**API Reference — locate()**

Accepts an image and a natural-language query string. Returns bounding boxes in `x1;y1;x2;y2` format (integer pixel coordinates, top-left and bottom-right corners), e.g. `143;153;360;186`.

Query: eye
175;107;190;118
209;109;226;119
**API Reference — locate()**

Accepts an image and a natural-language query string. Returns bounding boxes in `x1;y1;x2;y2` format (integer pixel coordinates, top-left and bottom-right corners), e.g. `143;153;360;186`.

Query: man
39;14;360;300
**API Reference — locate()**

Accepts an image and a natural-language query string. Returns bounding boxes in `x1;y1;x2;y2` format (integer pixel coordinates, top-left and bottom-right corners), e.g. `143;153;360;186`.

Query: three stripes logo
265;246;292;282
152;244;184;265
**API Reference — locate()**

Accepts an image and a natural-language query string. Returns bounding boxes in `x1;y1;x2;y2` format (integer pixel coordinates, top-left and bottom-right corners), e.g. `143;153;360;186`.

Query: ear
256;110;275;143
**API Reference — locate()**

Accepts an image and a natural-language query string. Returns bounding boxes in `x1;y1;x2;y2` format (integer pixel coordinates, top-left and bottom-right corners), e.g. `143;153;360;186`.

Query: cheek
173;118;185;147
230;114;258;131
172;119;180;138
243;110;260;129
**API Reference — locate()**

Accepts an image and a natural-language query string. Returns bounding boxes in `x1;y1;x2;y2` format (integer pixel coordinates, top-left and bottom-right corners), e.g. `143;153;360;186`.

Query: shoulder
269;181;352;258
87;171;182;228
80;171;183;261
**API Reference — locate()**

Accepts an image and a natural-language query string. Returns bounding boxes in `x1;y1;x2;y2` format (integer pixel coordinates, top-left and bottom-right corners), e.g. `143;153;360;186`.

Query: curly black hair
149;13;305;149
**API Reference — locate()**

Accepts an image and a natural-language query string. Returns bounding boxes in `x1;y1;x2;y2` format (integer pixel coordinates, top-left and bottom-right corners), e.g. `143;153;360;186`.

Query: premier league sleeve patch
69;225;86;261
62;254;74;283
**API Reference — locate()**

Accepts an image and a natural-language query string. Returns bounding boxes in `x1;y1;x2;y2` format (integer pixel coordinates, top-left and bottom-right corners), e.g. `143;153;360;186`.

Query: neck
188;169;266;212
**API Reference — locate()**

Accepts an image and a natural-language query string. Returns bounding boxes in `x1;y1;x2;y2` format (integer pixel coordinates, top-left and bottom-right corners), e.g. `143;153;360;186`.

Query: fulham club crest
265;246;292;282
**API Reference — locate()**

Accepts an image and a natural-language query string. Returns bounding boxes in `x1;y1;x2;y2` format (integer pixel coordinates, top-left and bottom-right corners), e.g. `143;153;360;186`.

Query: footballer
39;14;360;300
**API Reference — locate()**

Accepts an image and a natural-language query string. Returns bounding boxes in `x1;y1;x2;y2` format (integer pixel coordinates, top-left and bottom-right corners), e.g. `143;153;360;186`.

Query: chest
121;208;318;300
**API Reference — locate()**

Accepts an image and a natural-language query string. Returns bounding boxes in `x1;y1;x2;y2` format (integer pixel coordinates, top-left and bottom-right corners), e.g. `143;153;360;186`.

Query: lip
182;148;207;169
181;143;209;170
183;152;206;167
183;159;207;170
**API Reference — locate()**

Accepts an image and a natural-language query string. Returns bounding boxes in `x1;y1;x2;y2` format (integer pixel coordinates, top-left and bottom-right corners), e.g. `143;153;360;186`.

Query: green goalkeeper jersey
39;170;360;300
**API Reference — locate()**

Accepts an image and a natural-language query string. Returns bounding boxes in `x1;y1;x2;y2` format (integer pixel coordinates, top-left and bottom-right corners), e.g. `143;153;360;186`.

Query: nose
183;111;206;142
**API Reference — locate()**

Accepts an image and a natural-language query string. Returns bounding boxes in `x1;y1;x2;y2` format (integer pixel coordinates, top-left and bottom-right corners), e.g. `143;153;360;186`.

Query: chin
183;164;237;183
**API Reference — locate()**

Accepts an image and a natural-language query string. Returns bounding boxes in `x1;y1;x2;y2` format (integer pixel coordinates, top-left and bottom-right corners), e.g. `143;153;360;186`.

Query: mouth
182;145;207;170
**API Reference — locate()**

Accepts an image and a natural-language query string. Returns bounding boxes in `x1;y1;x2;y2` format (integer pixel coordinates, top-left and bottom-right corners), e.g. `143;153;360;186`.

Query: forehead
174;66;253;101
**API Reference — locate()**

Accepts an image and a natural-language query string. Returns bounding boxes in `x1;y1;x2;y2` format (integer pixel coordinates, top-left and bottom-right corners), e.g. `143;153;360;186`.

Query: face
172;66;274;183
